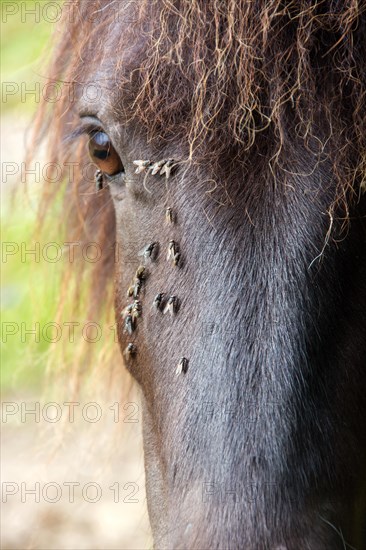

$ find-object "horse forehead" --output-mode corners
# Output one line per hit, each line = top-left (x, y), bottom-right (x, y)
(76, 52), (146, 123)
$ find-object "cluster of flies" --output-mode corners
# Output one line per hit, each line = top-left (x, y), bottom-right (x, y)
(94, 158), (175, 193)
(133, 158), (175, 179)
(122, 164), (188, 376)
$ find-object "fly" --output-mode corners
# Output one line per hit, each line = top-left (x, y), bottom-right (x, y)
(167, 240), (180, 267)
(126, 284), (134, 298)
(167, 240), (177, 261)
(135, 265), (146, 280)
(165, 207), (174, 224)
(132, 300), (142, 319)
(95, 169), (104, 191)
(133, 278), (142, 299)
(124, 343), (137, 358)
(153, 292), (165, 311)
(160, 159), (175, 179)
(121, 304), (133, 317)
(176, 357), (189, 375)
(124, 314), (135, 335)
(139, 242), (159, 262)
(163, 295), (178, 316)
(133, 160), (151, 174)
(151, 159), (166, 175)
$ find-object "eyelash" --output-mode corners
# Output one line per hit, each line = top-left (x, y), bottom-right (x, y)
(67, 122), (101, 141)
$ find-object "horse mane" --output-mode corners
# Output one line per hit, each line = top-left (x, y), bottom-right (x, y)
(31, 0), (366, 378)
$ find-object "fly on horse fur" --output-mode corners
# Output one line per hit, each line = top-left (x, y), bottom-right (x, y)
(176, 357), (189, 376)
(133, 158), (175, 178)
(133, 159), (151, 174)
(94, 168), (104, 191)
(132, 300), (142, 320)
(165, 207), (174, 225)
(34, 0), (366, 548)
(153, 292), (165, 312)
(167, 240), (180, 266)
(124, 312), (135, 335)
(163, 295), (178, 317)
(124, 343), (137, 360)
(139, 242), (159, 262)
(135, 265), (146, 280)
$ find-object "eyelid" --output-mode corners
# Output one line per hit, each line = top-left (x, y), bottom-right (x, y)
(79, 115), (103, 132)
(65, 116), (105, 142)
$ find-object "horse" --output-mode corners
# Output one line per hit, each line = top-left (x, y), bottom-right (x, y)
(34, 1), (366, 548)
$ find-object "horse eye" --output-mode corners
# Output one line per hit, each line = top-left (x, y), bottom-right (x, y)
(88, 131), (124, 176)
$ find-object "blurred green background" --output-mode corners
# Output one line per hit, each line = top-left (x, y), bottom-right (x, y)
(1, 0), (60, 393)
(1, 0), (52, 105)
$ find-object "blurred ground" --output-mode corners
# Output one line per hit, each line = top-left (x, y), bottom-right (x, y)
(1, 392), (152, 550)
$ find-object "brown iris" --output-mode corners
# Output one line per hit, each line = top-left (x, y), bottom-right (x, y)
(88, 131), (123, 176)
